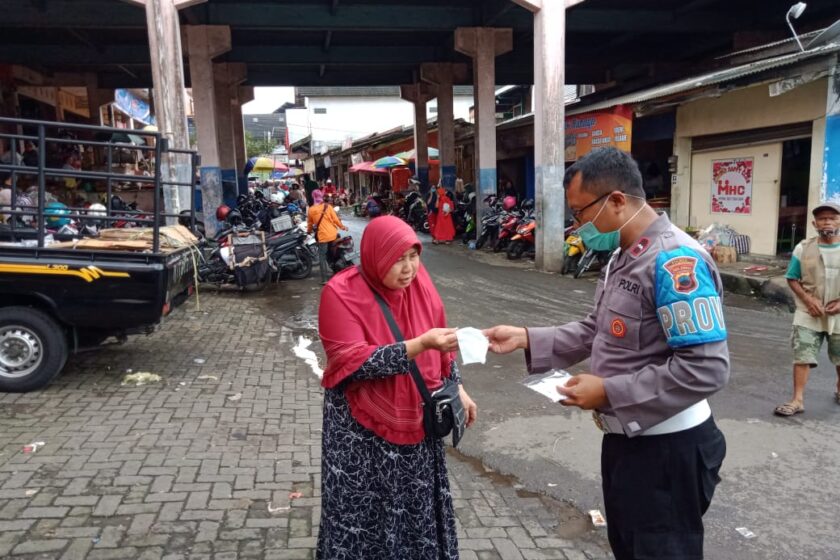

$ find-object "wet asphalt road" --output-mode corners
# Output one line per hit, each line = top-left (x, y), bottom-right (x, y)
(323, 214), (839, 560)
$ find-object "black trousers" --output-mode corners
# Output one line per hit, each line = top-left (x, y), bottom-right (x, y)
(601, 416), (725, 560)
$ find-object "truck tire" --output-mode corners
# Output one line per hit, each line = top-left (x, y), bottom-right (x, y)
(0, 307), (68, 392)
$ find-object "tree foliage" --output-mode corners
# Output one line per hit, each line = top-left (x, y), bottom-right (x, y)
(245, 132), (278, 158)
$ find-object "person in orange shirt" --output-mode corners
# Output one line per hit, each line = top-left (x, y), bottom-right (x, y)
(308, 189), (348, 284)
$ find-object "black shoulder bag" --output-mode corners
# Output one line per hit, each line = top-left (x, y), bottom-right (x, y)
(369, 287), (466, 447)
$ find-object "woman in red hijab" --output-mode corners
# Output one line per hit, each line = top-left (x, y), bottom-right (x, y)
(432, 186), (456, 244)
(317, 216), (477, 560)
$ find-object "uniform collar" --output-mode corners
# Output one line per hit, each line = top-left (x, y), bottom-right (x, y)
(623, 212), (671, 260)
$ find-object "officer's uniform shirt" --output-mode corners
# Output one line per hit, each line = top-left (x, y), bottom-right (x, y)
(527, 213), (729, 435)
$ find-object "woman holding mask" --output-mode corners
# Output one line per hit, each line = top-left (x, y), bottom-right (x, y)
(317, 216), (477, 560)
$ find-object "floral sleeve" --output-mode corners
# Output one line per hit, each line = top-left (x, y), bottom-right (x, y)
(349, 343), (411, 381)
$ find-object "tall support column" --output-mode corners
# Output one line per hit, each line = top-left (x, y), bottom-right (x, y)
(213, 63), (246, 209)
(456, 28), (512, 236)
(186, 25), (231, 236)
(400, 83), (436, 196)
(532, 2), (566, 272)
(85, 75), (112, 126)
(421, 63), (468, 190)
(822, 57), (840, 203)
(139, 0), (193, 218)
(233, 86), (254, 195)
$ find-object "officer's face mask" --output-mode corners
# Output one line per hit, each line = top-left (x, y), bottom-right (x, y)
(577, 194), (645, 252)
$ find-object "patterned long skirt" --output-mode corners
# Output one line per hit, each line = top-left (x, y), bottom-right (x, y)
(317, 388), (459, 560)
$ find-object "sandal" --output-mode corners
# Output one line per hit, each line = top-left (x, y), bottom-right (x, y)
(774, 401), (804, 417)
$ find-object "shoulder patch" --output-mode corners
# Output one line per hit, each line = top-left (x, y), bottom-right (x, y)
(662, 255), (699, 294)
(655, 247), (727, 348)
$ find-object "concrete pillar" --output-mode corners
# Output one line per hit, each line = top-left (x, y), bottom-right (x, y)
(233, 86), (254, 194)
(822, 56), (840, 203)
(455, 28), (512, 236)
(140, 0), (193, 218)
(532, 3), (566, 272)
(213, 63), (246, 209)
(671, 136), (693, 229)
(85, 74), (112, 126)
(421, 63), (468, 190)
(400, 83), (436, 196)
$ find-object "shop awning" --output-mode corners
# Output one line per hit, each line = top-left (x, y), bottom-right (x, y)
(349, 161), (388, 174)
(567, 41), (840, 116)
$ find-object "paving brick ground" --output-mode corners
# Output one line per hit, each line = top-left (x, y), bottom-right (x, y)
(0, 290), (612, 559)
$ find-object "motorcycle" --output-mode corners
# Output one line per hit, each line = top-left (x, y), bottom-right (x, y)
(324, 233), (357, 273)
(493, 210), (521, 253)
(266, 226), (313, 280)
(474, 195), (502, 250)
(506, 200), (536, 260)
(402, 191), (429, 233)
(563, 227), (611, 278)
(197, 226), (271, 291)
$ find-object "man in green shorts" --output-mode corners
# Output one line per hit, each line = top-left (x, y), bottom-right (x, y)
(776, 201), (840, 416)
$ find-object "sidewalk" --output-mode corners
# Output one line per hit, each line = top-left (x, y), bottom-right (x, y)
(0, 289), (612, 560)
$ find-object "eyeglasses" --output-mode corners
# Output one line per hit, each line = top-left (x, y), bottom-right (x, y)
(570, 192), (610, 223)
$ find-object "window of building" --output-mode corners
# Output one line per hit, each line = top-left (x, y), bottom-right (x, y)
(313, 108), (327, 114)
(429, 107), (438, 114)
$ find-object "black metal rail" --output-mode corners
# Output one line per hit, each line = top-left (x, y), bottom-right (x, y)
(0, 116), (198, 254)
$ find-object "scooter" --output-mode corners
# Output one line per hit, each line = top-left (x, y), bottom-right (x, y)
(325, 233), (357, 273)
(507, 214), (536, 260)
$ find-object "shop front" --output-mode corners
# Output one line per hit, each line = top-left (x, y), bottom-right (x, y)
(673, 78), (828, 257)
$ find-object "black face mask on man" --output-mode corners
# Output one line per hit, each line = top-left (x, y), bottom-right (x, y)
(818, 227), (839, 238)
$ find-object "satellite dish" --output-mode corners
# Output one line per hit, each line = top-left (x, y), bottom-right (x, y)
(806, 19), (840, 49)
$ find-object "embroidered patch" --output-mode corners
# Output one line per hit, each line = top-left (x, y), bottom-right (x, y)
(611, 318), (627, 338)
(630, 237), (651, 257)
(663, 256), (699, 294)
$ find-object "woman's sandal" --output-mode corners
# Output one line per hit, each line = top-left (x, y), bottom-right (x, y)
(774, 401), (804, 416)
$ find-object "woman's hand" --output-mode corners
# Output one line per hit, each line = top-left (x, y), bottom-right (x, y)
(421, 328), (459, 353)
(459, 386), (477, 428)
(483, 325), (528, 354)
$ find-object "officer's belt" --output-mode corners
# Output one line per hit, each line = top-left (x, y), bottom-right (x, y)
(593, 399), (711, 436)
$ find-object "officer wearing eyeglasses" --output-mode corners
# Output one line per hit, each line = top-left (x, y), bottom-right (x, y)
(485, 147), (729, 560)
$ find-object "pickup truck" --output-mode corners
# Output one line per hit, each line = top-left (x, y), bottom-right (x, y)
(0, 117), (197, 391)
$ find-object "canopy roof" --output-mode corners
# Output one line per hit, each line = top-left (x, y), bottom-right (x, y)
(1, 0), (837, 97)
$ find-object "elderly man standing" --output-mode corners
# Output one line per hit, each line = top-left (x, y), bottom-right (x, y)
(485, 147), (729, 560)
(775, 201), (840, 416)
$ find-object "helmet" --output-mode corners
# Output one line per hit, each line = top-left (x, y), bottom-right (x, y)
(503, 196), (517, 211)
(110, 195), (126, 212)
(226, 209), (243, 225)
(483, 195), (497, 207)
(87, 203), (106, 218)
(45, 201), (71, 227)
(521, 198), (535, 210)
(216, 204), (231, 221)
(236, 194), (249, 207)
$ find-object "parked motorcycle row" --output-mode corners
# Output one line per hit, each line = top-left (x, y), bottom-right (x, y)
(356, 187), (611, 279)
(188, 192), (356, 291)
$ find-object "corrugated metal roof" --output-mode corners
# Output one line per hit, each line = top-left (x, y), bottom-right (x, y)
(567, 42), (840, 115)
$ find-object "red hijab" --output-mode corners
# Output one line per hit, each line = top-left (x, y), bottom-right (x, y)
(318, 216), (452, 445)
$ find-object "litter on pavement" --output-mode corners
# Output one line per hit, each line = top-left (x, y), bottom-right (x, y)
(22, 442), (45, 454)
(589, 509), (607, 527)
(735, 527), (756, 539)
(121, 372), (161, 386)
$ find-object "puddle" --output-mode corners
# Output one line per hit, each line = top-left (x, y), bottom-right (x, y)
(448, 447), (599, 540)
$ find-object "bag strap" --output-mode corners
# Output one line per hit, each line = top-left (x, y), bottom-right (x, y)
(367, 283), (434, 405)
(315, 204), (329, 230)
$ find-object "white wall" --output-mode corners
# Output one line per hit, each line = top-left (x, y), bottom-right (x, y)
(285, 95), (473, 150)
(690, 143), (782, 256)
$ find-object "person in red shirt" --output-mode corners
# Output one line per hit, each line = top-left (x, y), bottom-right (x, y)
(323, 179), (337, 196)
(431, 186), (455, 244)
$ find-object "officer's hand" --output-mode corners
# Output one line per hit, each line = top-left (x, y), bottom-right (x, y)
(807, 295), (825, 317)
(557, 374), (608, 410)
(483, 326), (528, 354)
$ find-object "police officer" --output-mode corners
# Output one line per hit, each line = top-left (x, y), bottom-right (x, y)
(485, 147), (728, 560)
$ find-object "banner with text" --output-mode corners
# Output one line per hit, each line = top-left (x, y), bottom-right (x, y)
(711, 157), (753, 214)
(564, 106), (632, 162)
